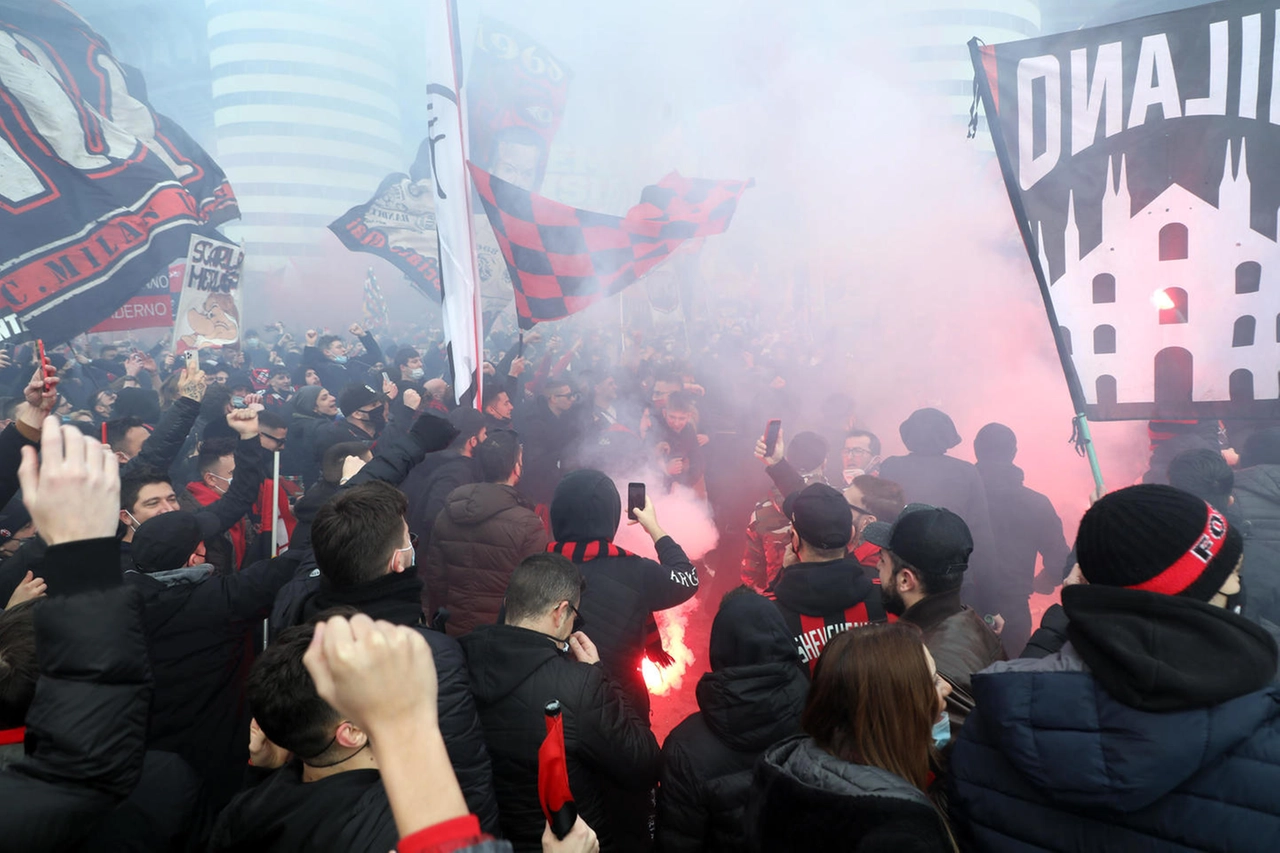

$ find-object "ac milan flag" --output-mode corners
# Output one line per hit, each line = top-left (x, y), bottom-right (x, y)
(328, 139), (442, 304)
(0, 0), (238, 344)
(469, 166), (752, 328)
(971, 0), (1280, 420)
(426, 0), (481, 405)
(468, 16), (571, 193)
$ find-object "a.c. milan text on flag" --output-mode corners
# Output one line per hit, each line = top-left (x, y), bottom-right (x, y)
(469, 166), (752, 329)
(172, 235), (243, 353)
(972, 0), (1280, 421)
(0, 1), (239, 344)
(425, 0), (482, 405)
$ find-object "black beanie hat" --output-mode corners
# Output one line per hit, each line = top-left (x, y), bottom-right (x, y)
(899, 408), (961, 456)
(1077, 484), (1242, 602)
(973, 422), (1017, 464)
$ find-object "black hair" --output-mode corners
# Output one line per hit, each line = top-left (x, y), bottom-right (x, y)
(887, 550), (964, 596)
(476, 429), (522, 483)
(394, 346), (420, 369)
(198, 437), (238, 477)
(120, 465), (172, 513)
(1168, 448), (1234, 510)
(105, 416), (147, 452)
(788, 431), (829, 473)
(312, 481), (407, 588)
(258, 410), (288, 432)
(504, 553), (580, 625)
(246, 623), (341, 760)
(845, 428), (882, 458)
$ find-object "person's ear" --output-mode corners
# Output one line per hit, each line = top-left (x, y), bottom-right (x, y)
(898, 567), (919, 593)
(119, 508), (132, 528)
(388, 547), (405, 574)
(114, 450), (129, 465)
(334, 721), (367, 750)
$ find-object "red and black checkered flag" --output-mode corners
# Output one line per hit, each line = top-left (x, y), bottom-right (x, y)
(468, 164), (751, 328)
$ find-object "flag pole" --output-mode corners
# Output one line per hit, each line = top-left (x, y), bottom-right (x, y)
(271, 449), (281, 556)
(441, 0), (485, 412)
(968, 37), (1104, 496)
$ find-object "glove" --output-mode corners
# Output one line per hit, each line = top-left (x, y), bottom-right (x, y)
(410, 412), (459, 454)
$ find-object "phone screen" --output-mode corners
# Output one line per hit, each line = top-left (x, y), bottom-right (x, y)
(627, 482), (645, 521)
(764, 419), (782, 458)
(37, 339), (48, 392)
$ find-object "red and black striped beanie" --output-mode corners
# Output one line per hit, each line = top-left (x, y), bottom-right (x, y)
(1077, 484), (1242, 602)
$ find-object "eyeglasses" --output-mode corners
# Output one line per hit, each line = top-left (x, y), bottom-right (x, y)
(848, 502), (873, 518)
(566, 601), (586, 632)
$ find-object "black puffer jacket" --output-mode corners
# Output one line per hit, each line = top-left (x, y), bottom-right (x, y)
(746, 736), (952, 853)
(0, 538), (152, 852)
(127, 550), (303, 843)
(1234, 464), (1280, 624)
(460, 624), (660, 853)
(549, 469), (700, 721)
(657, 590), (808, 853)
(209, 764), (396, 853)
(297, 568), (500, 835)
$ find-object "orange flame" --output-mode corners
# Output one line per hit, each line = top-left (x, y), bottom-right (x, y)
(641, 600), (699, 696)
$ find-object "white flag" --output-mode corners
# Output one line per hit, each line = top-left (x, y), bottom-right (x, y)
(425, 0), (480, 404)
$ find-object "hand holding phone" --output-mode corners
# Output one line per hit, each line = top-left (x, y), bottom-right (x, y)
(764, 419), (782, 459)
(627, 482), (645, 522)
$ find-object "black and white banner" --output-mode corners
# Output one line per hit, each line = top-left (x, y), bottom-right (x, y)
(972, 0), (1280, 420)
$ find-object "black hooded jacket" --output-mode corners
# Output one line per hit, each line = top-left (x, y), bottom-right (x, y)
(293, 567), (500, 835)
(126, 549), (304, 843)
(549, 469), (700, 721)
(771, 555), (887, 674)
(879, 408), (999, 612)
(460, 623), (660, 853)
(208, 764), (397, 853)
(657, 591), (808, 853)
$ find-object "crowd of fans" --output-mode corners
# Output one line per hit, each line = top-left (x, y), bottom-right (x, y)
(0, 316), (1277, 852)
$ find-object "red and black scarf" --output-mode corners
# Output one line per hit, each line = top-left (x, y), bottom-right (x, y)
(546, 540), (671, 666)
(547, 540), (634, 562)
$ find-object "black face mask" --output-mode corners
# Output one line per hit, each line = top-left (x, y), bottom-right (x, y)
(360, 408), (385, 434)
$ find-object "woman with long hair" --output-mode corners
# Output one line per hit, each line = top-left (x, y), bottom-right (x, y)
(747, 623), (957, 852)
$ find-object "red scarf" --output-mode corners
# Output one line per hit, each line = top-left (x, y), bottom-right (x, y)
(186, 480), (246, 569)
(0, 726), (23, 746)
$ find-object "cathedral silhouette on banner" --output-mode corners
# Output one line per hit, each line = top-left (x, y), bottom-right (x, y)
(1041, 140), (1279, 418)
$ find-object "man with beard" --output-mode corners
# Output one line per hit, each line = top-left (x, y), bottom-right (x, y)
(864, 503), (1005, 739)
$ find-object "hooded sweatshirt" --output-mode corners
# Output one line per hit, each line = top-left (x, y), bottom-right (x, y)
(548, 469), (699, 721)
(879, 408), (1000, 615)
(771, 554), (887, 674)
(282, 386), (329, 483)
(949, 584), (1280, 851)
(208, 763), (397, 853)
(658, 591), (809, 853)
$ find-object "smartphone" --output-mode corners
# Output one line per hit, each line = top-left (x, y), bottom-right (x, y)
(764, 419), (782, 458)
(36, 339), (48, 392)
(381, 371), (391, 386)
(517, 332), (525, 357)
(627, 482), (645, 521)
(184, 349), (199, 373)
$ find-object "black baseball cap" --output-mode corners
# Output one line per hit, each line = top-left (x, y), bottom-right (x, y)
(863, 502), (972, 574)
(338, 383), (382, 416)
(784, 483), (853, 550)
(133, 511), (219, 573)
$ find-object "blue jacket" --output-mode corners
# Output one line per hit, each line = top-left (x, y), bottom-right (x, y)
(949, 585), (1280, 852)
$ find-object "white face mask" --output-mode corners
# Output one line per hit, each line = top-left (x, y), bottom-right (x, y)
(394, 542), (415, 568)
(409, 367), (425, 380)
(210, 473), (233, 493)
(125, 509), (141, 533)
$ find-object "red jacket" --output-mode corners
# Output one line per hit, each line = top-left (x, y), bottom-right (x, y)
(253, 479), (297, 556)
